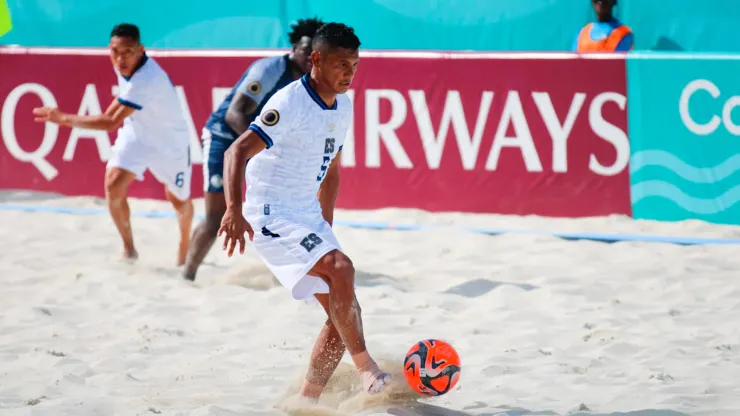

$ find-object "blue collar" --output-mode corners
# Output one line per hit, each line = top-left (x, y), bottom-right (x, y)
(300, 74), (337, 110)
(122, 52), (149, 81)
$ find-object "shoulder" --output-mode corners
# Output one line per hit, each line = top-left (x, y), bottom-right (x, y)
(612, 21), (634, 42)
(618, 25), (633, 36)
(578, 23), (593, 35)
(132, 56), (166, 86)
(248, 55), (287, 76)
(278, 80), (309, 106)
(269, 80), (300, 103)
(337, 93), (353, 107)
(260, 81), (304, 118)
(611, 20), (632, 34)
(239, 55), (289, 95)
(338, 93), (353, 108)
(337, 93), (353, 114)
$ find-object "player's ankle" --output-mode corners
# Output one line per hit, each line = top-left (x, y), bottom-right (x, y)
(299, 380), (323, 399)
(351, 350), (379, 373)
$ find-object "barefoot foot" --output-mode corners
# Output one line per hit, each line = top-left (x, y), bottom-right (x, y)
(361, 369), (391, 394)
(123, 248), (138, 262)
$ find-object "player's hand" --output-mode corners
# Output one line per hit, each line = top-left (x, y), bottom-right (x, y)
(32, 107), (63, 124)
(217, 208), (253, 257)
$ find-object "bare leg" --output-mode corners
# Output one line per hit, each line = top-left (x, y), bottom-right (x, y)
(182, 192), (226, 280)
(104, 168), (138, 260)
(299, 293), (346, 401)
(165, 187), (194, 266)
(310, 250), (390, 395)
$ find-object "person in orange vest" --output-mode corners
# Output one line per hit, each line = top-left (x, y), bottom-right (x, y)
(574, 0), (634, 53)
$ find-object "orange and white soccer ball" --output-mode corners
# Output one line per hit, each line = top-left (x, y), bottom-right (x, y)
(403, 339), (461, 396)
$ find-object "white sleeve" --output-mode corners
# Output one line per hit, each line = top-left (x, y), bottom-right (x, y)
(117, 76), (149, 110)
(247, 92), (297, 149)
(235, 58), (283, 104)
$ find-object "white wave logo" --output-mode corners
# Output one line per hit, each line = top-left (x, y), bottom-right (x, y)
(631, 150), (740, 215)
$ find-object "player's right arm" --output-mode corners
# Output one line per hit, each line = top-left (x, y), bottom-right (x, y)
(219, 91), (296, 256)
(224, 58), (282, 135)
(219, 128), (265, 256)
(225, 94), (258, 134)
(32, 98), (135, 131)
(33, 71), (150, 130)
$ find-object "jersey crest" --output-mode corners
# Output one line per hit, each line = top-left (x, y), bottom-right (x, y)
(261, 109), (280, 126)
(247, 81), (262, 94)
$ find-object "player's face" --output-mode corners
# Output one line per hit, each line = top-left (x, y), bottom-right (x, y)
(592, 0), (614, 19)
(109, 36), (144, 77)
(315, 48), (360, 94)
(292, 36), (314, 74)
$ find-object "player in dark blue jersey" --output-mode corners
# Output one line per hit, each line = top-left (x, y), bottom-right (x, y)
(183, 17), (325, 281)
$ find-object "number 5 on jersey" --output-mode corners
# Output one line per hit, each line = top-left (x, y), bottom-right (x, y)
(316, 137), (335, 181)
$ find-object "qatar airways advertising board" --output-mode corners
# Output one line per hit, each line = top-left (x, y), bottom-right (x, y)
(0, 48), (631, 217)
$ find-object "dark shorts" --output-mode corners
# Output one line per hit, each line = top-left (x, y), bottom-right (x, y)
(201, 129), (234, 193)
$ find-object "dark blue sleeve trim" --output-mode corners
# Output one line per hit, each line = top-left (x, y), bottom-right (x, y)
(248, 124), (274, 149)
(117, 97), (143, 110)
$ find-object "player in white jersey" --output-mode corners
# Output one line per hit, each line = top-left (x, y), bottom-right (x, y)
(183, 17), (325, 282)
(32, 23), (193, 265)
(218, 23), (391, 400)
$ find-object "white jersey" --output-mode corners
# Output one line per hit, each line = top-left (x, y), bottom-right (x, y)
(243, 74), (352, 222)
(114, 54), (190, 155)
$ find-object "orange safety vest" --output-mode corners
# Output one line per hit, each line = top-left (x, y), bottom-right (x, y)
(576, 23), (632, 52)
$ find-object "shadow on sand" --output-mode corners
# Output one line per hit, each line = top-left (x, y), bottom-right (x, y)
(0, 190), (67, 203)
(356, 402), (690, 416)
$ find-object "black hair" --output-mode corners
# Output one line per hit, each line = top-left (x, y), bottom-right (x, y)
(110, 23), (140, 43)
(288, 17), (326, 45)
(311, 22), (361, 52)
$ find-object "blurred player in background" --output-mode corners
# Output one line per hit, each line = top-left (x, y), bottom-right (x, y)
(575, 0), (634, 53)
(182, 17), (326, 282)
(33, 23), (194, 265)
(217, 22), (391, 401)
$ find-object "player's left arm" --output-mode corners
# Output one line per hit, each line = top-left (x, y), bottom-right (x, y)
(226, 59), (282, 135)
(318, 150), (341, 226)
(32, 98), (135, 131)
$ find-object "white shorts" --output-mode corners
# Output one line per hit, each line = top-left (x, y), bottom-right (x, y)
(107, 136), (192, 201)
(251, 215), (342, 301)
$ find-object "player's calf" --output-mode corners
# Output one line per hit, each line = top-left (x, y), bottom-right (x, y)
(301, 316), (345, 400)
(166, 189), (194, 266)
(312, 250), (391, 394)
(183, 194), (227, 280)
(104, 168), (137, 260)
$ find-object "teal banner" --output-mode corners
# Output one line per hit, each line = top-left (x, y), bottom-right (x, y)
(1, 0), (740, 52)
(627, 55), (740, 225)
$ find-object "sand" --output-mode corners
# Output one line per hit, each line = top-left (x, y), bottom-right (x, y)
(1, 191), (739, 416)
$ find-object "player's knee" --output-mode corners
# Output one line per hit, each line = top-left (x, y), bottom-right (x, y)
(321, 251), (355, 288)
(166, 189), (190, 206)
(104, 174), (127, 201)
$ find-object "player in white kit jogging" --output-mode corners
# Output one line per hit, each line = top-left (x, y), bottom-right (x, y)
(217, 23), (391, 401)
(33, 23), (194, 265)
